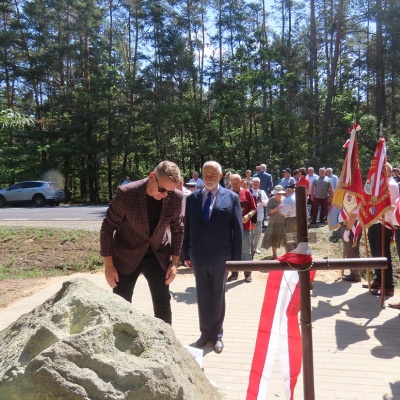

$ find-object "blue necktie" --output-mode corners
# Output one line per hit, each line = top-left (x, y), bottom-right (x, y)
(203, 191), (212, 223)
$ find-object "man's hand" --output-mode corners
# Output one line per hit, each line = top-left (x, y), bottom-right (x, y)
(343, 229), (350, 243)
(165, 262), (177, 285)
(184, 260), (192, 268)
(104, 259), (119, 288)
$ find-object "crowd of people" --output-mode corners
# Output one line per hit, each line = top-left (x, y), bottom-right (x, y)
(106, 160), (400, 356)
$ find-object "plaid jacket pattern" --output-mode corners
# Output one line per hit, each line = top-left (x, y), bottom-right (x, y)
(100, 178), (183, 275)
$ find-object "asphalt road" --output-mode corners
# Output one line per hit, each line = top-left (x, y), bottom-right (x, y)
(0, 205), (108, 221)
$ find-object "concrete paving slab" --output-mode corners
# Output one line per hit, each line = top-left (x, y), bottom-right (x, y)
(1, 270), (400, 400)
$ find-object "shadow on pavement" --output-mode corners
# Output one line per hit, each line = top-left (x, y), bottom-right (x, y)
(170, 287), (197, 305)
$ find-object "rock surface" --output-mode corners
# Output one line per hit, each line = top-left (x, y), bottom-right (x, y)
(0, 278), (221, 399)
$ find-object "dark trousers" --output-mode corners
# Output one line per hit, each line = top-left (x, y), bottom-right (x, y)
(192, 262), (227, 341)
(312, 197), (328, 222)
(113, 253), (172, 324)
(367, 223), (393, 288)
(308, 195), (313, 216)
(395, 229), (400, 259)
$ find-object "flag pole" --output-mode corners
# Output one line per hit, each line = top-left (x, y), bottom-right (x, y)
(363, 229), (371, 290)
(341, 247), (345, 276)
(381, 216), (386, 307)
(296, 186), (315, 400)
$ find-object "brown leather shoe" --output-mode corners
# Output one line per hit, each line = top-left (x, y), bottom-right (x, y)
(362, 281), (381, 289)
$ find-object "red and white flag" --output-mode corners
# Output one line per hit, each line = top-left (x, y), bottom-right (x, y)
(328, 123), (363, 231)
(341, 123), (363, 199)
(247, 243), (316, 400)
(359, 138), (392, 229)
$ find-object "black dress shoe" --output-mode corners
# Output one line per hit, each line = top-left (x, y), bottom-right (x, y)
(245, 275), (252, 283)
(371, 288), (394, 296)
(194, 336), (210, 348)
(214, 339), (224, 354)
(342, 275), (361, 283)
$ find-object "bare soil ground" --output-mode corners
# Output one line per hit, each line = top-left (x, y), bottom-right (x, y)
(0, 222), (399, 308)
(0, 226), (102, 307)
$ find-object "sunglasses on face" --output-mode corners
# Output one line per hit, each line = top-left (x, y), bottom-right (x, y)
(154, 174), (175, 194)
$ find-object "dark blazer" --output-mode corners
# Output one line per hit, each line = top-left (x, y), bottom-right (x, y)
(100, 178), (183, 275)
(182, 187), (242, 267)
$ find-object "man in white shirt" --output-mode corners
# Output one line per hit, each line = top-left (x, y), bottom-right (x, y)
(280, 183), (297, 252)
(307, 167), (318, 217)
(326, 168), (339, 191)
(189, 171), (204, 190)
(250, 177), (268, 254)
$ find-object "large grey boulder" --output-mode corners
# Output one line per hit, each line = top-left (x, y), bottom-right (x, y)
(0, 278), (221, 400)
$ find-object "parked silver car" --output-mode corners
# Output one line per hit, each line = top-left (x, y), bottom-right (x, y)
(0, 181), (65, 207)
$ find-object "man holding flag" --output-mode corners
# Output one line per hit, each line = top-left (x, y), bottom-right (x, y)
(360, 153), (399, 296)
(327, 122), (363, 281)
(340, 194), (363, 282)
(389, 196), (400, 308)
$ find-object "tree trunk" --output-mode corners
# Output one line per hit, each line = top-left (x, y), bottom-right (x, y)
(322, 0), (345, 148)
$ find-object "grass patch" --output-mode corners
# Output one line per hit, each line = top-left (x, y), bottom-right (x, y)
(0, 226), (102, 279)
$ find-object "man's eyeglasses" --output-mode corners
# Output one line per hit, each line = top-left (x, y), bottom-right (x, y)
(154, 174), (175, 194)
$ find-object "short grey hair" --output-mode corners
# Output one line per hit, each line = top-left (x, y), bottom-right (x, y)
(230, 173), (241, 181)
(203, 160), (222, 174)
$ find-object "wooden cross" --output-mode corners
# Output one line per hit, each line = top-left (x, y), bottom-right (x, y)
(226, 185), (387, 400)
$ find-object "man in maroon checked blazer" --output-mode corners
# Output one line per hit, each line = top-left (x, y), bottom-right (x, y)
(100, 161), (184, 324)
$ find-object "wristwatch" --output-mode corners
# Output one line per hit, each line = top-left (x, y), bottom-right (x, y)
(170, 261), (178, 267)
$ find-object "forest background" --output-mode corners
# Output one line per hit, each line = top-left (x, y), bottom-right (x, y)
(0, 0), (399, 202)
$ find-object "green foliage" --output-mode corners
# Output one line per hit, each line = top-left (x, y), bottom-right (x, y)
(0, 0), (396, 195)
(0, 110), (34, 129)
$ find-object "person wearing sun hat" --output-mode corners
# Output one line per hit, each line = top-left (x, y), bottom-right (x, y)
(261, 185), (286, 259)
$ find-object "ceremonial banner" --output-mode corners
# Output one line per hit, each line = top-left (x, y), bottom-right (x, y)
(359, 138), (392, 229)
(341, 123), (363, 199)
(247, 243), (316, 400)
(327, 204), (342, 230)
(328, 123), (363, 231)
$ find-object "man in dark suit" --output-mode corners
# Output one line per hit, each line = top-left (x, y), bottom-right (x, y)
(254, 163), (273, 227)
(100, 160), (184, 325)
(182, 161), (243, 353)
